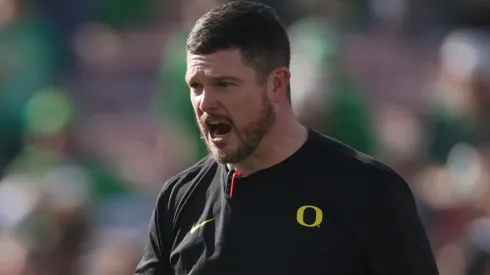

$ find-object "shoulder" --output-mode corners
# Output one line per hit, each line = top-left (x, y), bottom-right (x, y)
(308, 130), (413, 204)
(166, 155), (217, 186)
(155, 155), (218, 211)
(309, 129), (401, 175)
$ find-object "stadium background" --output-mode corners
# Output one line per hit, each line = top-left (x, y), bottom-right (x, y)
(0, 0), (490, 274)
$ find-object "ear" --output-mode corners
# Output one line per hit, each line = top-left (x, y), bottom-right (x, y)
(267, 67), (291, 103)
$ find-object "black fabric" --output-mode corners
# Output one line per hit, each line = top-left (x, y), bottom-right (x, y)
(135, 129), (439, 275)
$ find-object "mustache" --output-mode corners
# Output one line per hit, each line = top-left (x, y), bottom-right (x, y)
(199, 114), (233, 125)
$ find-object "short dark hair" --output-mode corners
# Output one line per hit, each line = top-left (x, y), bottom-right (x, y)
(187, 0), (291, 101)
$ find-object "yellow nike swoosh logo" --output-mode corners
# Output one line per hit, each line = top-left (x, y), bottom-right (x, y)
(190, 218), (215, 233)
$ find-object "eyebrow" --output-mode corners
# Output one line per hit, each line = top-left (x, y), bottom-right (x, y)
(186, 75), (243, 84)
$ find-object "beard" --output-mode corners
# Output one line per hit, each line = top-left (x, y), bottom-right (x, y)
(197, 90), (276, 164)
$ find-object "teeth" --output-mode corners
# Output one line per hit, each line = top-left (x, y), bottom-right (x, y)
(209, 120), (228, 125)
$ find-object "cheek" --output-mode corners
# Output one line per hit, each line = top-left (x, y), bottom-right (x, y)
(190, 97), (201, 113)
(229, 98), (262, 124)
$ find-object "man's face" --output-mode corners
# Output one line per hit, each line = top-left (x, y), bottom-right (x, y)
(186, 49), (276, 163)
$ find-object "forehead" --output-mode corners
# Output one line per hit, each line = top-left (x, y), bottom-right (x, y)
(186, 49), (255, 80)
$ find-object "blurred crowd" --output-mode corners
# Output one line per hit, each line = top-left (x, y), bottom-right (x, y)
(0, 0), (490, 274)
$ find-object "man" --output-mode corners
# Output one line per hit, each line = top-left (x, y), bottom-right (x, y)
(135, 1), (439, 274)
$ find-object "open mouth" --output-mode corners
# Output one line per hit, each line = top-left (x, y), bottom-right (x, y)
(206, 119), (232, 140)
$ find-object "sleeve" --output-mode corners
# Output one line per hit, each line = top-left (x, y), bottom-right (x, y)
(356, 168), (440, 275)
(135, 192), (174, 275)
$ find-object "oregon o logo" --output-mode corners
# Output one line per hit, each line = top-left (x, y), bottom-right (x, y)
(296, 205), (323, 228)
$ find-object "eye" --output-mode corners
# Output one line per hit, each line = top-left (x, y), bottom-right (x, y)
(190, 83), (204, 94)
(190, 82), (203, 89)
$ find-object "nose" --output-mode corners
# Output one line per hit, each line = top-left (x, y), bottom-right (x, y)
(198, 89), (220, 113)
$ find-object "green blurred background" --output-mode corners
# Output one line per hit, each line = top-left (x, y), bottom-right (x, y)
(1, 0), (490, 274)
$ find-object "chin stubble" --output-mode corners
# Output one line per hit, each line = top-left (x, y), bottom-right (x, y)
(202, 91), (276, 164)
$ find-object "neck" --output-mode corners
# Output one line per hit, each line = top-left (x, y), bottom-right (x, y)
(227, 115), (308, 176)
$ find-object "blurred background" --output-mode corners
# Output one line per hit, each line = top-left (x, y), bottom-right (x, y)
(0, 0), (490, 274)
